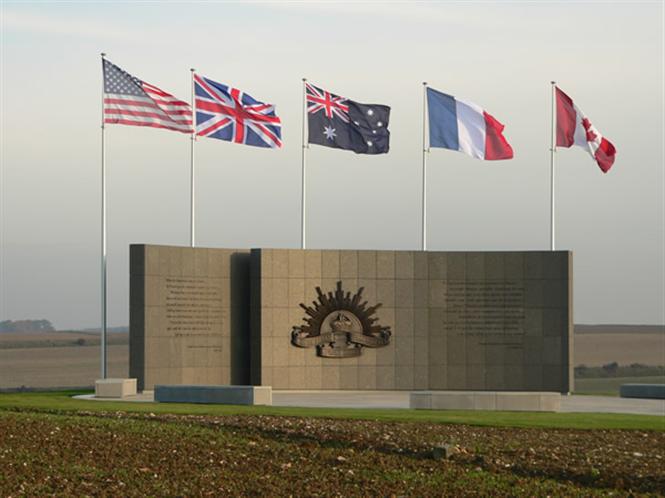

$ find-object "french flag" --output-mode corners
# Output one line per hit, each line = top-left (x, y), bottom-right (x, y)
(426, 87), (513, 160)
(555, 86), (616, 173)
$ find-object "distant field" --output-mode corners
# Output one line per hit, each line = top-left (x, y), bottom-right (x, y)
(575, 376), (665, 396)
(575, 324), (664, 334)
(574, 330), (664, 367)
(0, 327), (663, 390)
(0, 345), (128, 389)
(0, 331), (127, 349)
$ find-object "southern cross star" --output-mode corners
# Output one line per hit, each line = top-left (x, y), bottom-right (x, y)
(323, 125), (336, 140)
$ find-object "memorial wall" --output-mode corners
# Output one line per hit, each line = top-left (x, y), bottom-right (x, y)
(130, 245), (573, 392)
(250, 249), (573, 392)
(129, 245), (250, 390)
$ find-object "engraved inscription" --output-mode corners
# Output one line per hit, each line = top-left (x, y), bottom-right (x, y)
(445, 281), (525, 347)
(165, 277), (225, 352)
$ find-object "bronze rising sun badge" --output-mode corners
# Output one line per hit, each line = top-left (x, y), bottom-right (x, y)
(291, 281), (392, 358)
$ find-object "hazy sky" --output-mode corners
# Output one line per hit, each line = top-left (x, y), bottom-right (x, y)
(1, 1), (663, 329)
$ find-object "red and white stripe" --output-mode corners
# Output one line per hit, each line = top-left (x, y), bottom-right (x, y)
(555, 87), (616, 173)
(104, 82), (192, 134)
(454, 98), (514, 160)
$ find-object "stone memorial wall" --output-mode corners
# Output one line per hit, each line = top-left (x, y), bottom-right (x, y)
(129, 245), (250, 390)
(130, 246), (572, 392)
(250, 249), (573, 392)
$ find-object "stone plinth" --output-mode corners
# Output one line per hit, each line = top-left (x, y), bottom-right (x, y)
(410, 391), (561, 412)
(154, 385), (272, 405)
(95, 378), (137, 398)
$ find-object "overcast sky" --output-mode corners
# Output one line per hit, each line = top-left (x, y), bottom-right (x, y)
(1, 1), (663, 329)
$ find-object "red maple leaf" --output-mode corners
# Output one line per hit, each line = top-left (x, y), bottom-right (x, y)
(581, 117), (598, 142)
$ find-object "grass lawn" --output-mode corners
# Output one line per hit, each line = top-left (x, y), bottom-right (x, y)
(0, 390), (663, 431)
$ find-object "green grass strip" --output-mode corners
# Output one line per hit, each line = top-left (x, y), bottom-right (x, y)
(0, 390), (663, 431)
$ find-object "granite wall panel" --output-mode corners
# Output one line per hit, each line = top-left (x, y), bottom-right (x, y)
(250, 249), (572, 392)
(129, 245), (250, 391)
(131, 246), (572, 392)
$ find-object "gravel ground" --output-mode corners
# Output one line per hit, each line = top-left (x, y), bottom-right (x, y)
(1, 409), (663, 497)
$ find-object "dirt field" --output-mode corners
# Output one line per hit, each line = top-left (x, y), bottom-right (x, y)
(575, 331), (664, 367)
(0, 331), (96, 343)
(1, 409), (663, 496)
(0, 331), (127, 349)
(0, 345), (128, 389)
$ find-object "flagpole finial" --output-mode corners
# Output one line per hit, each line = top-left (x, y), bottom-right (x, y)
(101, 52), (106, 58)
(423, 81), (427, 86)
(190, 68), (195, 73)
(551, 80), (556, 85)
(302, 77), (307, 82)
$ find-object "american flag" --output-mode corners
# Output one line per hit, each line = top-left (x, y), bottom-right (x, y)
(103, 59), (192, 134)
(194, 74), (282, 148)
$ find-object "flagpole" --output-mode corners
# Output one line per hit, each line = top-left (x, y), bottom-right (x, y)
(550, 81), (556, 251)
(190, 68), (196, 247)
(100, 52), (108, 379)
(421, 82), (429, 251)
(301, 77), (308, 250)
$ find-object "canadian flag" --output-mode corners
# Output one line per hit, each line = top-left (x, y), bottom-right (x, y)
(555, 86), (616, 173)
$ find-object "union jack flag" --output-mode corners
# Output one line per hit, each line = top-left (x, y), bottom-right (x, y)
(306, 83), (349, 123)
(194, 74), (282, 148)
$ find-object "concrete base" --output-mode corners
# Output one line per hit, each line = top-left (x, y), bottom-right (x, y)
(72, 391), (664, 416)
(95, 378), (137, 398)
(620, 384), (665, 400)
(155, 385), (272, 405)
(410, 391), (561, 412)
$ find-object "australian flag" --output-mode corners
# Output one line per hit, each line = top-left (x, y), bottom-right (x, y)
(306, 82), (390, 154)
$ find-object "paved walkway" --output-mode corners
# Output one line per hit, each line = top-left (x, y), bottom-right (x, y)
(560, 394), (665, 416)
(75, 391), (665, 416)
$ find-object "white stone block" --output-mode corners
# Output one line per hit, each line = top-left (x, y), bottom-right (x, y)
(539, 393), (562, 412)
(252, 386), (273, 405)
(95, 378), (137, 398)
(409, 391), (561, 412)
(473, 392), (497, 410)
(495, 392), (541, 411)
(432, 392), (474, 410)
(409, 392), (432, 409)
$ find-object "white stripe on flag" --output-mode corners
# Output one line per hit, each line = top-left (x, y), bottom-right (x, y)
(104, 93), (190, 114)
(572, 106), (588, 149)
(105, 104), (192, 122)
(143, 95), (192, 108)
(456, 99), (486, 160)
(572, 104), (604, 158)
(105, 114), (192, 131)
